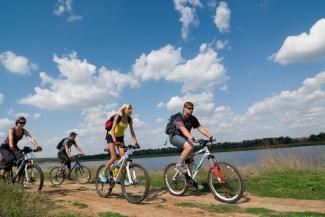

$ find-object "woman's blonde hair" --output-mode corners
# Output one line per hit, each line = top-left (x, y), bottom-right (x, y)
(118, 104), (132, 116)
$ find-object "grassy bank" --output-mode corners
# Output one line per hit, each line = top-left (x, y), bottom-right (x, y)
(150, 153), (325, 200)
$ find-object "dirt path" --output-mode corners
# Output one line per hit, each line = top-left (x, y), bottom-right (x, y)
(43, 181), (325, 217)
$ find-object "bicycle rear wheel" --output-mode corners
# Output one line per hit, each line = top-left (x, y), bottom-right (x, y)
(208, 162), (244, 203)
(49, 166), (65, 185)
(76, 165), (91, 184)
(121, 163), (150, 204)
(19, 164), (44, 192)
(95, 164), (114, 198)
(164, 163), (188, 196)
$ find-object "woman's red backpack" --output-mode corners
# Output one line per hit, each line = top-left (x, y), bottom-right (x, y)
(105, 114), (132, 132)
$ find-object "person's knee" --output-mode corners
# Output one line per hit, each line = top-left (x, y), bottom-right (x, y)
(183, 142), (193, 151)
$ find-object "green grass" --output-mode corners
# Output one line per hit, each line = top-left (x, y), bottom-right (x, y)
(72, 201), (88, 209)
(245, 170), (325, 200)
(98, 212), (127, 217)
(0, 183), (50, 217)
(177, 202), (325, 217)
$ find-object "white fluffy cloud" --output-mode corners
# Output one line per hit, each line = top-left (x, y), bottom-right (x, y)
(0, 118), (12, 129)
(19, 52), (139, 110)
(53, 0), (82, 22)
(214, 1), (231, 33)
(173, 0), (202, 39)
(0, 51), (37, 75)
(270, 18), (325, 65)
(216, 39), (229, 50)
(133, 43), (228, 93)
(162, 71), (325, 141)
(0, 93), (4, 104)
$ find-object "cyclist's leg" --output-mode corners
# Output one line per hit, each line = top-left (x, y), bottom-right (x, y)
(170, 135), (193, 171)
(104, 143), (117, 171)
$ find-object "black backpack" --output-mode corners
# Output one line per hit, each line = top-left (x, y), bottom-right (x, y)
(57, 138), (67, 150)
(165, 113), (180, 135)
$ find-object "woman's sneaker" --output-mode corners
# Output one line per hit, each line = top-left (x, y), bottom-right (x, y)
(99, 171), (107, 183)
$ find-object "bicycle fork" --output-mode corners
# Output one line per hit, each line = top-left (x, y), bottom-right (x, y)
(208, 157), (226, 186)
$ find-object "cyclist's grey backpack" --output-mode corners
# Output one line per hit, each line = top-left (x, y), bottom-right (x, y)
(165, 113), (180, 136)
(0, 147), (14, 169)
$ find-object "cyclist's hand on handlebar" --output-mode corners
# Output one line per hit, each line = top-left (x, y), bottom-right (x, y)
(191, 137), (199, 143)
(36, 146), (43, 152)
(209, 136), (216, 142)
(134, 142), (140, 149)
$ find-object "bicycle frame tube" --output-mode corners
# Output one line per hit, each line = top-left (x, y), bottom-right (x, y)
(188, 146), (216, 179)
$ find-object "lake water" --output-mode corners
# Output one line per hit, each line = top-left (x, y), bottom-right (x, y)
(38, 145), (325, 171)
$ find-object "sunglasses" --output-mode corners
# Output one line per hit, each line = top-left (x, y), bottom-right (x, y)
(186, 107), (194, 110)
(18, 122), (26, 125)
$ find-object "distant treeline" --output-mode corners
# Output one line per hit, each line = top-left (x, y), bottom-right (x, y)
(37, 132), (325, 162)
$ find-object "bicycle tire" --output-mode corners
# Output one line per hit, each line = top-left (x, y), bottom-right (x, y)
(121, 163), (150, 204)
(49, 166), (65, 185)
(208, 162), (244, 203)
(19, 164), (44, 192)
(164, 163), (188, 196)
(76, 165), (91, 184)
(95, 164), (114, 198)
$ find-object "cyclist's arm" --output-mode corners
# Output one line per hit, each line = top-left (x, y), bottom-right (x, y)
(179, 126), (195, 141)
(111, 115), (120, 143)
(8, 128), (15, 149)
(64, 141), (72, 157)
(197, 126), (213, 139)
(128, 120), (138, 146)
(24, 129), (40, 148)
(75, 144), (85, 154)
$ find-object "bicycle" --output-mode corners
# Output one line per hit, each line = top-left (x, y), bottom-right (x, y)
(164, 139), (244, 203)
(49, 154), (91, 185)
(95, 145), (150, 204)
(1, 146), (44, 192)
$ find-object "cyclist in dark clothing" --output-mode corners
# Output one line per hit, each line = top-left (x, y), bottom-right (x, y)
(1, 116), (42, 161)
(58, 132), (84, 179)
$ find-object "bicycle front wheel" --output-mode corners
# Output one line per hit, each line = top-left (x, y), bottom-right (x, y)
(121, 163), (150, 204)
(19, 164), (44, 192)
(164, 163), (188, 196)
(95, 164), (114, 198)
(76, 165), (91, 184)
(49, 166), (65, 185)
(208, 162), (244, 203)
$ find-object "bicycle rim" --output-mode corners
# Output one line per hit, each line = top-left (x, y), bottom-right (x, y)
(121, 163), (150, 204)
(20, 164), (44, 192)
(95, 164), (114, 198)
(208, 162), (244, 203)
(49, 166), (65, 185)
(76, 166), (91, 184)
(164, 163), (188, 196)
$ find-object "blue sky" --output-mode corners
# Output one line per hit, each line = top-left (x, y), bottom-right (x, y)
(0, 0), (325, 157)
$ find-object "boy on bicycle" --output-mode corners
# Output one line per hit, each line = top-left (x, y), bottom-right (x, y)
(57, 132), (84, 180)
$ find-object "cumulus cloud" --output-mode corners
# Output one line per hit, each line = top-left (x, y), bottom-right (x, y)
(19, 52), (139, 110)
(0, 93), (4, 104)
(162, 72), (325, 141)
(53, 0), (82, 22)
(0, 118), (12, 129)
(216, 39), (229, 50)
(270, 18), (325, 65)
(133, 43), (228, 93)
(0, 51), (37, 75)
(173, 0), (202, 39)
(214, 1), (231, 33)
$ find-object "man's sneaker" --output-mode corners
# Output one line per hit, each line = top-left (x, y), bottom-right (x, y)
(176, 163), (186, 173)
(99, 171), (107, 183)
(197, 184), (204, 190)
(123, 179), (130, 186)
(67, 176), (74, 180)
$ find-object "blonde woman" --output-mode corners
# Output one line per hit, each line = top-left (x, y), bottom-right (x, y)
(99, 104), (139, 183)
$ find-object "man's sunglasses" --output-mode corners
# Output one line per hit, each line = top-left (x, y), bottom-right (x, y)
(186, 107), (194, 110)
(18, 122), (26, 125)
